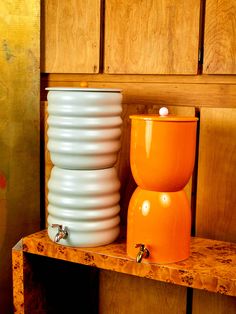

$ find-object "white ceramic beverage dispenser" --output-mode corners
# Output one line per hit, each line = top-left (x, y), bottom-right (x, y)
(46, 87), (122, 247)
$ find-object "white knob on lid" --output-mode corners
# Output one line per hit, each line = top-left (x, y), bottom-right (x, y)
(159, 107), (169, 116)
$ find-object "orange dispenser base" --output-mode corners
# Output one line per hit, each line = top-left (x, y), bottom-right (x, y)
(127, 187), (191, 264)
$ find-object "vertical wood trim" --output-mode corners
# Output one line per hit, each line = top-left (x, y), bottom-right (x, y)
(195, 108), (236, 241)
(41, 101), (50, 228)
(197, 0), (207, 73)
(12, 241), (25, 314)
(193, 107), (236, 314)
(192, 290), (236, 314)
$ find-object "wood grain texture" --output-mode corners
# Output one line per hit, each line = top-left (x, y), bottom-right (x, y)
(13, 244), (46, 314)
(13, 241), (47, 313)
(196, 108), (236, 241)
(41, 0), (101, 73)
(99, 270), (186, 314)
(21, 230), (236, 296)
(192, 290), (236, 314)
(104, 0), (200, 74)
(12, 241), (24, 314)
(203, 0), (236, 74)
(0, 1), (40, 312)
(13, 241), (99, 313)
(41, 73), (236, 84)
(40, 75), (236, 108)
(193, 107), (236, 314)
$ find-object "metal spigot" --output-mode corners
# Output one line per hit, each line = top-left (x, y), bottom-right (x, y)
(51, 224), (68, 243)
(135, 244), (150, 263)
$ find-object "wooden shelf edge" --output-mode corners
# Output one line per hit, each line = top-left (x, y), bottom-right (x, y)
(21, 230), (236, 297)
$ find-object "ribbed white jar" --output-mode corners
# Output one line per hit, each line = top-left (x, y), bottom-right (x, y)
(46, 87), (122, 169)
(47, 166), (121, 247)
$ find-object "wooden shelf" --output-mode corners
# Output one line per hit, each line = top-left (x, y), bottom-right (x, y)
(19, 230), (236, 297)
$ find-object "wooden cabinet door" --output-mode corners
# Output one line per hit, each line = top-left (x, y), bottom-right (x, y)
(203, 0), (236, 74)
(192, 108), (236, 314)
(195, 108), (236, 242)
(104, 0), (201, 74)
(41, 0), (101, 73)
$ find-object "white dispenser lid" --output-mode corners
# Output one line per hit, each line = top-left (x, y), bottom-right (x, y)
(46, 87), (122, 93)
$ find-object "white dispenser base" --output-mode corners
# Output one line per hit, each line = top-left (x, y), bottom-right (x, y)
(47, 166), (121, 247)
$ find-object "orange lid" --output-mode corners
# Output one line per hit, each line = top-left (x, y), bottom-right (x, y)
(129, 114), (198, 122)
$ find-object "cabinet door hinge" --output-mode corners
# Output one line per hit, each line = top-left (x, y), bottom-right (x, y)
(198, 47), (203, 64)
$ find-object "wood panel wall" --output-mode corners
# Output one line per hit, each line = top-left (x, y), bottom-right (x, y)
(203, 0), (236, 74)
(41, 0), (101, 73)
(196, 108), (236, 242)
(192, 108), (236, 314)
(104, 0), (200, 74)
(41, 74), (236, 108)
(0, 1), (40, 313)
(99, 271), (187, 314)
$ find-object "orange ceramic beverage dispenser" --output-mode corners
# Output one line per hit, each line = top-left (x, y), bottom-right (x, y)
(127, 108), (198, 263)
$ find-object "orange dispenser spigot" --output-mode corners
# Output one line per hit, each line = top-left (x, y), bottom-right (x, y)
(127, 108), (198, 264)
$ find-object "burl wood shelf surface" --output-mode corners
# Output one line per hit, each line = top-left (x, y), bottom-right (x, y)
(20, 230), (236, 297)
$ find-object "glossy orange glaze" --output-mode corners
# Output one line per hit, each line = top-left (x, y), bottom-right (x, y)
(130, 115), (198, 191)
(127, 187), (191, 263)
(127, 114), (197, 263)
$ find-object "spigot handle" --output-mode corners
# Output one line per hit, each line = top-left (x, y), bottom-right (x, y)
(51, 224), (68, 242)
(51, 223), (62, 229)
(135, 244), (150, 263)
